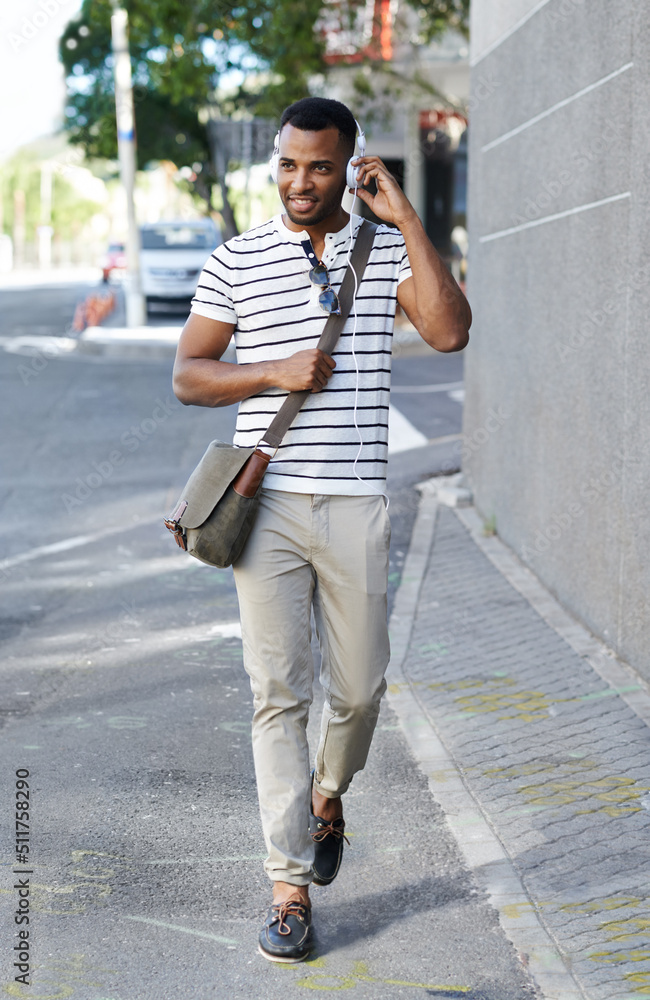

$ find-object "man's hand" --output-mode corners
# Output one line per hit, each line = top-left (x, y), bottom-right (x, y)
(269, 349), (336, 393)
(350, 156), (416, 229)
(350, 155), (471, 353)
(173, 312), (337, 407)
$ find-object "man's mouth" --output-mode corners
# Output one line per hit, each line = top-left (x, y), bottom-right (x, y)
(289, 196), (317, 212)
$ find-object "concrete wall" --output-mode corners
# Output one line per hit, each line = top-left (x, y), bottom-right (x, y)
(463, 0), (650, 674)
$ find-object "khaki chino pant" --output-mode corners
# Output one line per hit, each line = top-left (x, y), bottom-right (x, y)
(232, 489), (391, 885)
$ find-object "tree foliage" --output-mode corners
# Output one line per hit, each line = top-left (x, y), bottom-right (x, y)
(1, 148), (102, 242)
(59, 0), (470, 232)
(404, 0), (470, 42)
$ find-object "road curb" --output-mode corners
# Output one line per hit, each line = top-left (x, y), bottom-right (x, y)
(386, 486), (586, 1000)
(76, 325), (183, 360)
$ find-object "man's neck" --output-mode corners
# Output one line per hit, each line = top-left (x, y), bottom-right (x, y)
(282, 208), (350, 259)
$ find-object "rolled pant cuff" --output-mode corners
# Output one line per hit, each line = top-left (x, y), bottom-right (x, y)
(267, 871), (313, 887)
(313, 774), (349, 799)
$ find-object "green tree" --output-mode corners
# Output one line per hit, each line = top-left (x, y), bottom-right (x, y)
(59, 0), (469, 236)
(59, 0), (326, 236)
(1, 148), (101, 243)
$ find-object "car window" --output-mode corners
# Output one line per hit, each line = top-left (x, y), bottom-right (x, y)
(140, 226), (217, 250)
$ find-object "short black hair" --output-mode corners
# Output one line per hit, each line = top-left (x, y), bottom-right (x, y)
(280, 97), (357, 158)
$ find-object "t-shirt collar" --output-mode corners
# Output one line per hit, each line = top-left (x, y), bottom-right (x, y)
(274, 213), (363, 246)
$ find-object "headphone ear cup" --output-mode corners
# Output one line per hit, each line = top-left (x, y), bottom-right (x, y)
(346, 158), (359, 189)
(270, 131), (280, 183)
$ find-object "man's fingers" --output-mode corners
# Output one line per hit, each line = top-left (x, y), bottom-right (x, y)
(306, 352), (335, 392)
(277, 349), (336, 393)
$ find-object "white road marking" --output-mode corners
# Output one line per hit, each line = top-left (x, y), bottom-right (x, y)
(0, 517), (159, 572)
(388, 405), (428, 454)
(202, 622), (242, 639)
(124, 915), (237, 947)
(146, 854), (265, 865)
(391, 380), (464, 394)
(1, 335), (77, 356)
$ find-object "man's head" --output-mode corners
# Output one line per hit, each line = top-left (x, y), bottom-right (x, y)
(279, 98), (357, 160)
(275, 98), (359, 230)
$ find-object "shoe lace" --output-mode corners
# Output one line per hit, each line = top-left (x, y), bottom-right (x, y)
(272, 897), (309, 936)
(311, 819), (350, 845)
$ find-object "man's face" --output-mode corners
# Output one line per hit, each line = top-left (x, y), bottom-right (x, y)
(276, 123), (349, 229)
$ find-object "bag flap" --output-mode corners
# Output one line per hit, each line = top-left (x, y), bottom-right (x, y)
(168, 441), (256, 529)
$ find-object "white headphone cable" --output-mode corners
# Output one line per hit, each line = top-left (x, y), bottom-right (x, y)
(346, 171), (389, 508)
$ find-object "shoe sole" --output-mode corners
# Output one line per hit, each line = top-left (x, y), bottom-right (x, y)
(312, 849), (343, 886)
(258, 942), (311, 964)
(311, 873), (335, 886)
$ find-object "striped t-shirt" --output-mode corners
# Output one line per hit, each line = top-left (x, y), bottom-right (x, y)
(190, 212), (412, 495)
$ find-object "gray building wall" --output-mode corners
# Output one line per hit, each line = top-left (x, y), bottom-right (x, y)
(463, 1), (649, 673)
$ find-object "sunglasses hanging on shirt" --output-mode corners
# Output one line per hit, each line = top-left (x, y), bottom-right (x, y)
(309, 263), (341, 316)
(300, 238), (341, 316)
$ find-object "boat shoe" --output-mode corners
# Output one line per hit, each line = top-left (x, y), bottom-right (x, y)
(310, 772), (350, 886)
(258, 897), (312, 963)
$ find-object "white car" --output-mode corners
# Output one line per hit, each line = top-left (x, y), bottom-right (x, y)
(140, 219), (221, 309)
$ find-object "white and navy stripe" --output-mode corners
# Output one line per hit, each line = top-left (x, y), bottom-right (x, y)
(191, 213), (412, 495)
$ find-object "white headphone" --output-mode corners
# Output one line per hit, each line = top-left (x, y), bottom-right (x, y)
(269, 119), (366, 188)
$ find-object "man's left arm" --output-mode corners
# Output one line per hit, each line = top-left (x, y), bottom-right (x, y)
(352, 155), (471, 353)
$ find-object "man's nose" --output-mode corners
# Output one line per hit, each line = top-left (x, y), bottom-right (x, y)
(291, 168), (314, 190)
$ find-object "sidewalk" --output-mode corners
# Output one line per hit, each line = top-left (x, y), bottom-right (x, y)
(73, 308), (424, 359)
(388, 479), (650, 1000)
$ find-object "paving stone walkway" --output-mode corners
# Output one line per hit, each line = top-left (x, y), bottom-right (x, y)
(390, 495), (650, 1000)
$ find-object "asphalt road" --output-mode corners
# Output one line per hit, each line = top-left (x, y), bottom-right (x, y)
(0, 279), (538, 1000)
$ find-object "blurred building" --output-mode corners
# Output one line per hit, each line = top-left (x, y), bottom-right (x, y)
(321, 0), (470, 262)
(207, 4), (470, 255)
(463, 2), (648, 674)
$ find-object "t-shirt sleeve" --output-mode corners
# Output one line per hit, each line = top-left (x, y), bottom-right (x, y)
(397, 243), (412, 286)
(190, 247), (237, 324)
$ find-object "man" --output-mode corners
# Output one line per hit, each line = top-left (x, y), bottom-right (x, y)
(173, 97), (470, 963)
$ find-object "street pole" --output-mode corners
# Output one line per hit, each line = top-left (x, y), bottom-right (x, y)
(110, 4), (146, 328)
(38, 162), (53, 269)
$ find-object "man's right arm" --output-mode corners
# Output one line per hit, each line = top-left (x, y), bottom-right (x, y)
(172, 313), (336, 408)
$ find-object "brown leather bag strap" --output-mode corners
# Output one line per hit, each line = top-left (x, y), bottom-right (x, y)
(260, 219), (378, 450)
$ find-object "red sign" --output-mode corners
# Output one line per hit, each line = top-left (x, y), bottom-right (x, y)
(419, 109), (468, 131)
(318, 0), (393, 63)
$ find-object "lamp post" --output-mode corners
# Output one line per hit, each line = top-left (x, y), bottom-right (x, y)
(110, 4), (146, 327)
